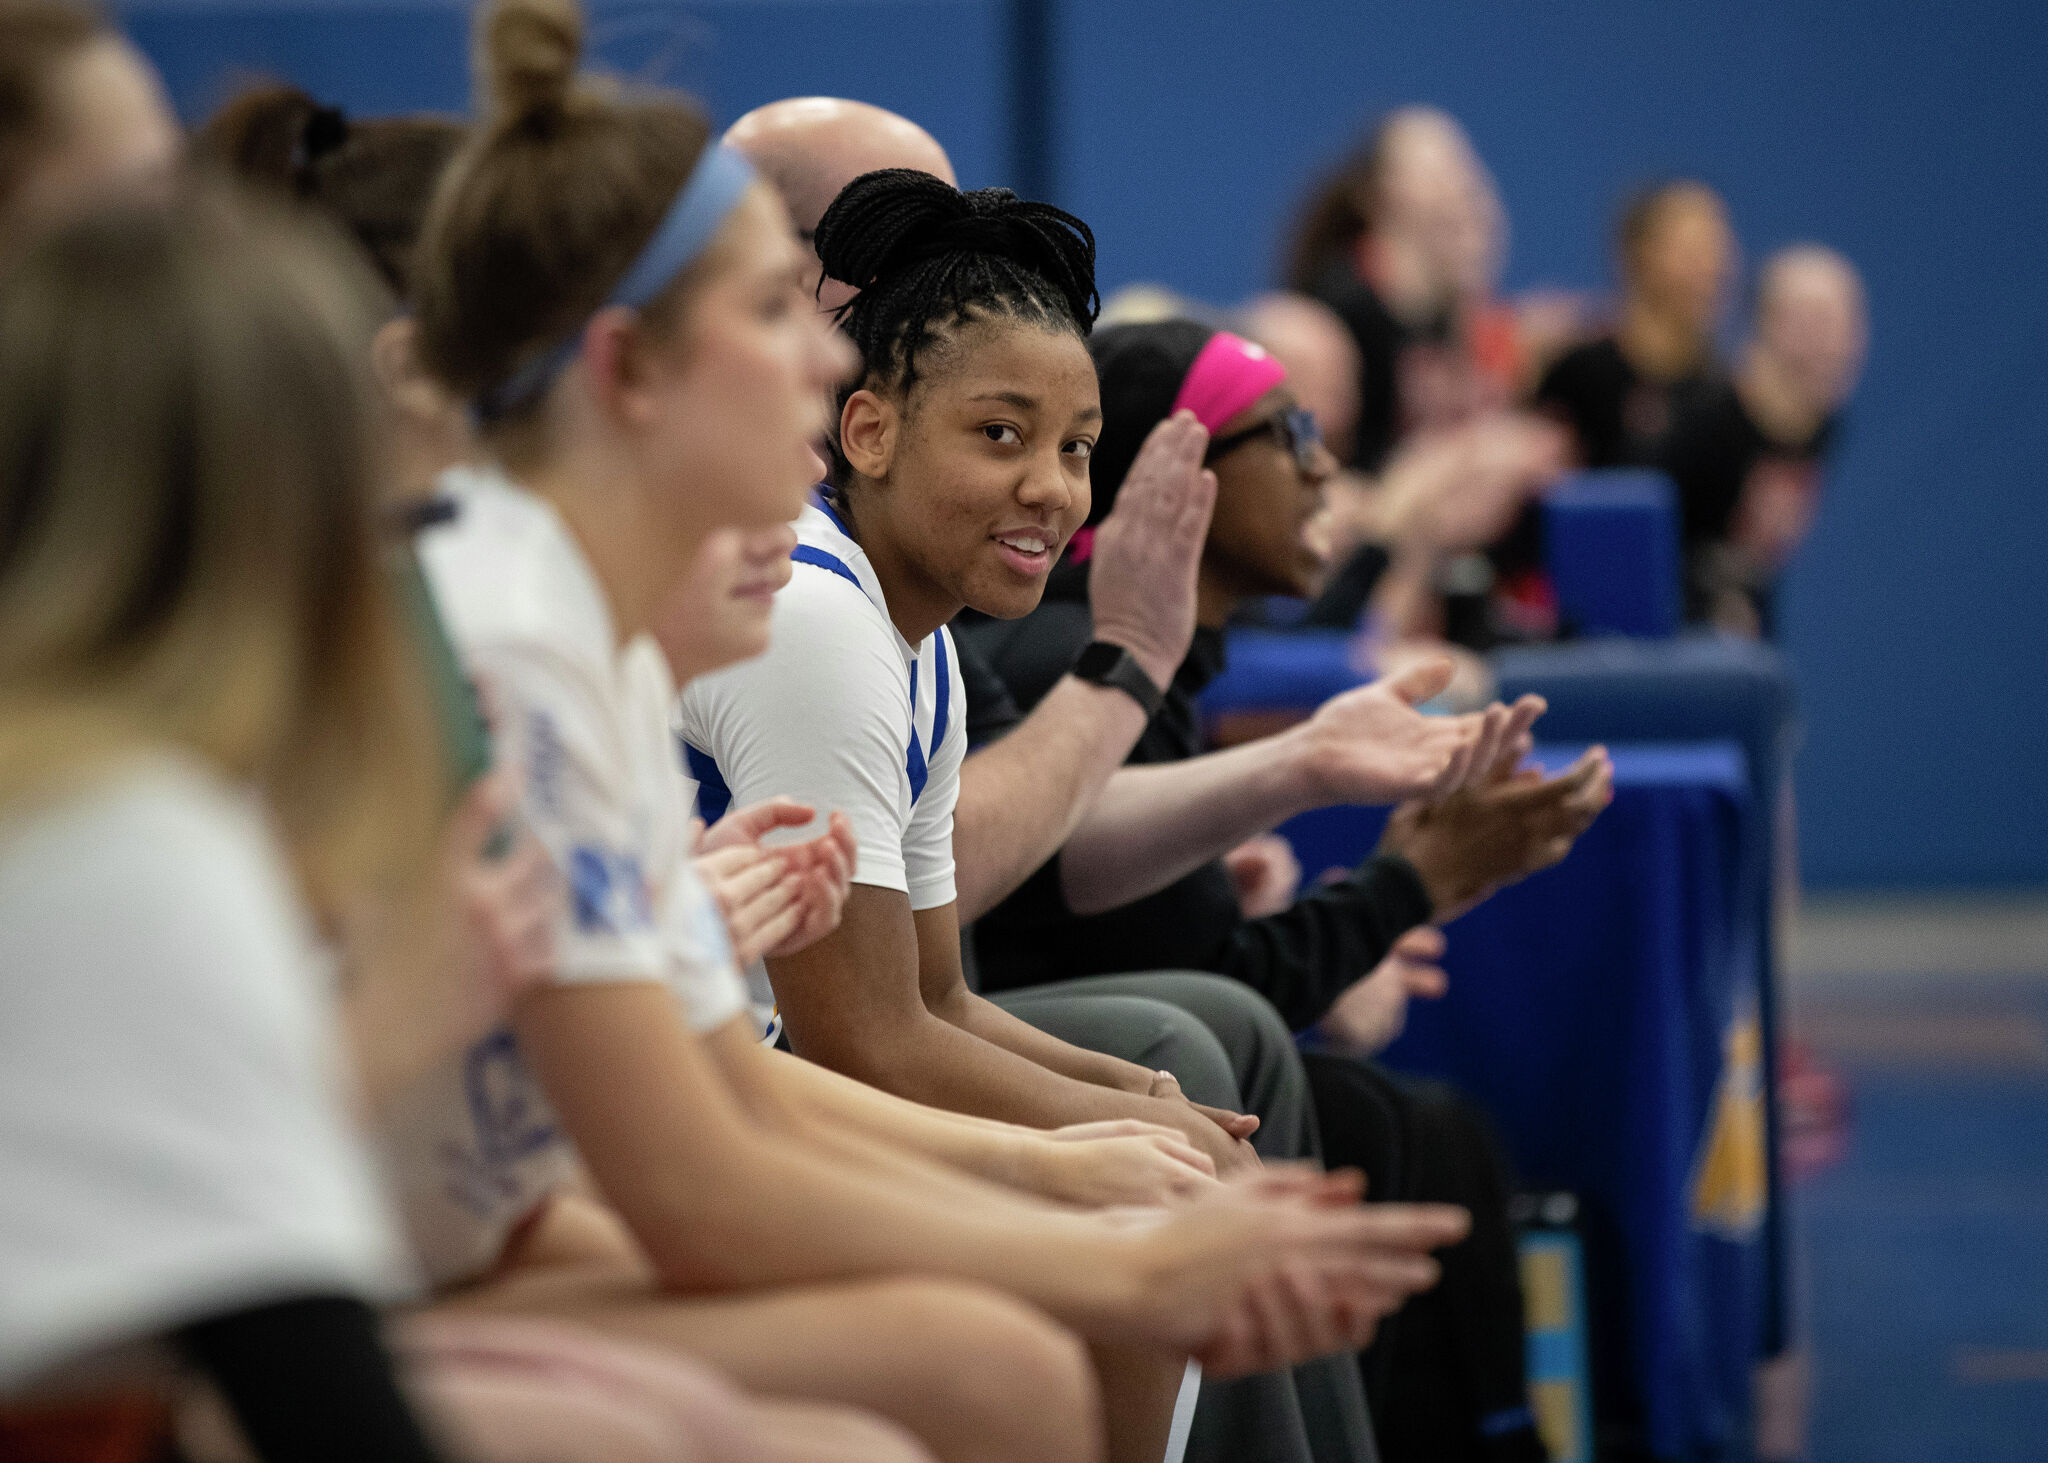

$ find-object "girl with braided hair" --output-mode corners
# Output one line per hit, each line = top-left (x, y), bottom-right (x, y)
(396, 3), (1469, 1461)
(678, 166), (1473, 1461)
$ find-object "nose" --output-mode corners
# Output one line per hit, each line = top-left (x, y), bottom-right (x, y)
(1015, 443), (1075, 520)
(1304, 440), (1340, 485)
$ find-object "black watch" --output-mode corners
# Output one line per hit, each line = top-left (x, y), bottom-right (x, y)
(1071, 640), (1166, 719)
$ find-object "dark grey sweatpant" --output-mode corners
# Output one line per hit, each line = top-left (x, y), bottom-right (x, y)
(991, 971), (1377, 1463)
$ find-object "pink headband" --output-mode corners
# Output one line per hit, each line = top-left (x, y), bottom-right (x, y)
(1172, 331), (1288, 434)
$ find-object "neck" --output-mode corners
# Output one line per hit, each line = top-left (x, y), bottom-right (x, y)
(841, 489), (960, 646)
(523, 432), (697, 650)
(1616, 297), (1710, 380)
(1736, 345), (1824, 445)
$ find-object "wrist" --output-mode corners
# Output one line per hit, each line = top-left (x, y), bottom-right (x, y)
(1273, 720), (1336, 813)
(1087, 627), (1181, 694)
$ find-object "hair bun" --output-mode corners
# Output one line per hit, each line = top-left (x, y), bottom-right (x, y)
(478, 0), (583, 130)
(815, 167), (1098, 329)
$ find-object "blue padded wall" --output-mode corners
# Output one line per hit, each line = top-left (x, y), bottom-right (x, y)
(121, 0), (2048, 889)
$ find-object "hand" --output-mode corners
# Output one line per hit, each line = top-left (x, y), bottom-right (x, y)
(1381, 745), (1613, 923)
(443, 770), (563, 1045)
(1025, 1122), (1219, 1207)
(1289, 661), (1527, 806)
(1224, 833), (1302, 918)
(1087, 409), (1217, 688)
(698, 799), (857, 960)
(1124, 1168), (1470, 1376)
(1140, 1080), (1260, 1176)
(1317, 927), (1448, 1056)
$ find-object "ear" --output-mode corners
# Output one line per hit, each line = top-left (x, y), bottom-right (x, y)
(369, 317), (450, 423)
(579, 305), (656, 427)
(838, 388), (898, 480)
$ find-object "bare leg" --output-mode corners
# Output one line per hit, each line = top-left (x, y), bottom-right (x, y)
(400, 1312), (934, 1463)
(435, 1198), (1104, 1463)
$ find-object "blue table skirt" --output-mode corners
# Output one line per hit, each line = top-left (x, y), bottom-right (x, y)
(1281, 744), (1766, 1462)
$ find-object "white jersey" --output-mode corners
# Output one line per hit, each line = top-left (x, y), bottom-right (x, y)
(0, 757), (409, 1391)
(389, 465), (748, 1287)
(676, 498), (965, 1011)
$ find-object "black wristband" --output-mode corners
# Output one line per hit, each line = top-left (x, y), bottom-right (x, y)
(1071, 640), (1166, 719)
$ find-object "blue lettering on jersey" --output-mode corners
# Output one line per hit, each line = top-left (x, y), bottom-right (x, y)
(462, 1027), (558, 1167)
(569, 843), (653, 933)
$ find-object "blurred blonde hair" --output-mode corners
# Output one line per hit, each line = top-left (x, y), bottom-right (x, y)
(0, 186), (443, 916)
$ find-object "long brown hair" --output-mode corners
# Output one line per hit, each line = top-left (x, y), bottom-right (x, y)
(1281, 123), (1393, 294)
(194, 82), (465, 300)
(0, 186), (443, 912)
(412, 0), (715, 425)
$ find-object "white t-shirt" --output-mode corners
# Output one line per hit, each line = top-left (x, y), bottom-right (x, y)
(676, 498), (966, 960)
(0, 756), (409, 1392)
(389, 465), (748, 1287)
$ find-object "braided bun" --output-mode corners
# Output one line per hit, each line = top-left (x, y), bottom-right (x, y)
(477, 0), (582, 131)
(815, 168), (1097, 330)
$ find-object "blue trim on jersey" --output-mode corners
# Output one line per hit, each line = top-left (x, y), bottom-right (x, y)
(810, 487), (853, 537)
(905, 661), (929, 802)
(786, 529), (952, 807)
(931, 629), (951, 758)
(790, 544), (863, 591)
(683, 739), (733, 823)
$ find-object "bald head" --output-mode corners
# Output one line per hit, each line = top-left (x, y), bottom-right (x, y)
(1753, 244), (1867, 414)
(1238, 291), (1361, 452)
(725, 97), (955, 236)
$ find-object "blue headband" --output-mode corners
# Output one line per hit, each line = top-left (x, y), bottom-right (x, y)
(472, 143), (758, 423)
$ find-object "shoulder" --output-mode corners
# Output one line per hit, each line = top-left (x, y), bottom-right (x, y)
(1538, 338), (1619, 395)
(417, 468), (613, 670)
(0, 757), (294, 928)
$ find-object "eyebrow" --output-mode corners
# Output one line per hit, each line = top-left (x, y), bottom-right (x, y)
(968, 391), (1040, 411)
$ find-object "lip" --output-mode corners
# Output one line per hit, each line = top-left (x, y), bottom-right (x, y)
(990, 527), (1059, 578)
(730, 576), (781, 604)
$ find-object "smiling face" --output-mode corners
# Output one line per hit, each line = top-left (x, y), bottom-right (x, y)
(838, 312), (1099, 635)
(1200, 385), (1338, 616)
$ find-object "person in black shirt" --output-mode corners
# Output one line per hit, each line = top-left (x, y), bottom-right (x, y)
(1534, 181), (1737, 470)
(958, 319), (1613, 1463)
(1660, 244), (1867, 635)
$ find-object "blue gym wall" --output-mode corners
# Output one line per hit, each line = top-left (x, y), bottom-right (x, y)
(121, 0), (2048, 891)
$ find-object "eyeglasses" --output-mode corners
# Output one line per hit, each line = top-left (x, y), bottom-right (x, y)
(1203, 406), (1324, 474)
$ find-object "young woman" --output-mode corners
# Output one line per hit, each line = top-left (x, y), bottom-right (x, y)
(191, 83), (934, 1463)
(1533, 180), (1737, 471)
(402, 3), (1468, 1462)
(0, 186), (447, 1463)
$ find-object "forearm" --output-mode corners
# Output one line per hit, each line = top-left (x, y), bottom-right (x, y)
(763, 1043), (1047, 1190)
(1058, 739), (1319, 915)
(641, 1109), (1140, 1334)
(954, 675), (1150, 921)
(948, 986), (1155, 1093)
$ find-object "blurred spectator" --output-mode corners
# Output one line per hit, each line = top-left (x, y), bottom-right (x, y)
(1662, 243), (1868, 635)
(1534, 180), (1738, 469)
(1284, 106), (1508, 470)
(0, 186), (449, 1463)
(1284, 109), (1567, 645)
(0, 0), (178, 242)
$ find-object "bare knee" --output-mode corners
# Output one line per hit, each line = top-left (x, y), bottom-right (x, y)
(874, 1279), (1103, 1463)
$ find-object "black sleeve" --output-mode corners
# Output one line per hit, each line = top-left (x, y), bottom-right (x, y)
(176, 1296), (448, 1463)
(1297, 543), (1392, 630)
(1215, 854), (1434, 1030)
(953, 626), (1027, 748)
